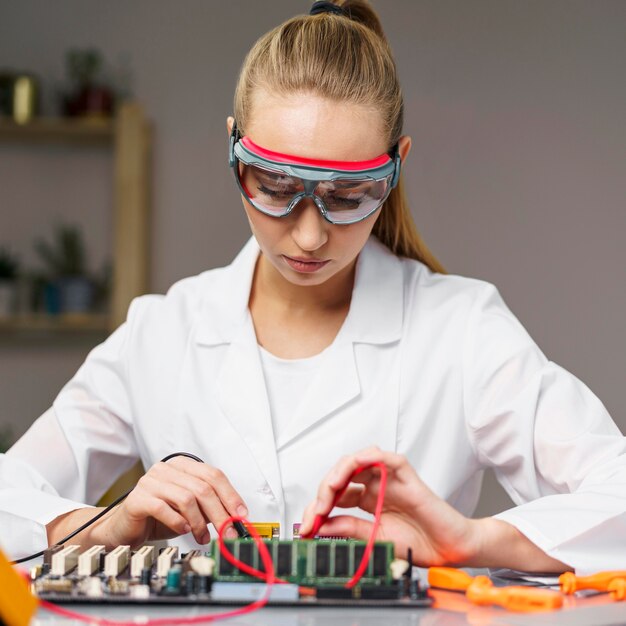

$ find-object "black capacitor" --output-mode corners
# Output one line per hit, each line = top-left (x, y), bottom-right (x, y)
(197, 575), (211, 594)
(410, 577), (423, 600)
(185, 571), (197, 595)
(406, 547), (417, 599)
(140, 567), (152, 586)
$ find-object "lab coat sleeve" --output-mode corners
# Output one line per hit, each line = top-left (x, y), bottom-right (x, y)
(463, 284), (626, 573)
(0, 298), (145, 560)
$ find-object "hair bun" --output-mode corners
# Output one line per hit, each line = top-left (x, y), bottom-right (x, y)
(333, 0), (386, 40)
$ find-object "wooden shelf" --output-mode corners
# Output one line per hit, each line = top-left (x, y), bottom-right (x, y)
(0, 313), (110, 333)
(0, 117), (114, 144)
(0, 102), (151, 338)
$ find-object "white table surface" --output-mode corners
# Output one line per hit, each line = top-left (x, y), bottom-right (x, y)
(31, 592), (626, 626)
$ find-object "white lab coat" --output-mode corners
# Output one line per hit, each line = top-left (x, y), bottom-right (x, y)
(1, 236), (625, 573)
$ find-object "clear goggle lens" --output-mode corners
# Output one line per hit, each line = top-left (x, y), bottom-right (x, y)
(238, 162), (391, 224)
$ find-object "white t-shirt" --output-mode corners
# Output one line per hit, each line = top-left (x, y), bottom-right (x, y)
(258, 345), (330, 449)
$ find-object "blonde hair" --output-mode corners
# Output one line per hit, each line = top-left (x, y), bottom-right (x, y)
(234, 0), (445, 273)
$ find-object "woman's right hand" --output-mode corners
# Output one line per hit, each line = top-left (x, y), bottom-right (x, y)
(47, 457), (249, 550)
(104, 456), (249, 547)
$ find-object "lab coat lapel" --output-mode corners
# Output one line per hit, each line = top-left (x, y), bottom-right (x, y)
(276, 237), (404, 450)
(215, 316), (283, 503)
(195, 238), (283, 505)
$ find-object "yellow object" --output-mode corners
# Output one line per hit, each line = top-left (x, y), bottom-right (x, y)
(0, 547), (39, 626)
(250, 522), (280, 539)
(12, 75), (38, 125)
(559, 570), (626, 595)
(429, 566), (563, 612)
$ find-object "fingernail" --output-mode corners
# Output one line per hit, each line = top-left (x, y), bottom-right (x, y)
(314, 499), (324, 514)
(225, 527), (238, 539)
(201, 532), (211, 544)
(183, 524), (191, 534)
(237, 505), (248, 517)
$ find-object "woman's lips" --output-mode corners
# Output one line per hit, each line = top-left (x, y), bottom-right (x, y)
(282, 255), (330, 273)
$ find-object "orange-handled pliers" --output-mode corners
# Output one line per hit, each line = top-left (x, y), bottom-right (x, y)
(559, 571), (626, 600)
(428, 567), (563, 612)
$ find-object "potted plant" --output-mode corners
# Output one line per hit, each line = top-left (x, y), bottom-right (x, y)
(0, 246), (19, 318)
(63, 48), (114, 118)
(35, 225), (94, 315)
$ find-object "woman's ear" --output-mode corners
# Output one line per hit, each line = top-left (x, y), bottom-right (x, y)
(227, 116), (234, 136)
(398, 135), (412, 163)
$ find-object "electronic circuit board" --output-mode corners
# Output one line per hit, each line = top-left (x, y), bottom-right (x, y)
(31, 539), (432, 608)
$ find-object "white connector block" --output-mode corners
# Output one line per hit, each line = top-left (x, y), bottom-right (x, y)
(51, 545), (81, 575)
(77, 545), (106, 577)
(103, 545), (131, 577)
(156, 546), (179, 578)
(130, 545), (155, 578)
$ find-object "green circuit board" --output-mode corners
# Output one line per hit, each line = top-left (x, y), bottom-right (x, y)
(32, 539), (431, 607)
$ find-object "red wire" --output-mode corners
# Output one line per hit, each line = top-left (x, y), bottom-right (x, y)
(300, 461), (388, 589)
(37, 461), (388, 623)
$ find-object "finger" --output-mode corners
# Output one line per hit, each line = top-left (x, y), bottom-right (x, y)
(150, 465), (238, 540)
(299, 500), (318, 537)
(315, 515), (374, 541)
(344, 470), (381, 489)
(144, 463), (222, 544)
(314, 454), (374, 517)
(150, 463), (238, 543)
(334, 484), (366, 509)
(353, 448), (425, 491)
(141, 474), (210, 544)
(190, 482), (235, 540)
(159, 470), (232, 540)
(143, 496), (192, 538)
(354, 447), (408, 474)
(166, 458), (248, 518)
(300, 485), (369, 536)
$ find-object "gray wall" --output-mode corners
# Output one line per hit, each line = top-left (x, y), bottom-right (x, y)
(1, 1), (624, 517)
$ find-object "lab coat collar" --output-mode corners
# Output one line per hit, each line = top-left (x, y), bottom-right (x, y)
(194, 235), (404, 347)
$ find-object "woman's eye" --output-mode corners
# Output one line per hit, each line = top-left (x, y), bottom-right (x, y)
(327, 194), (364, 209)
(257, 183), (294, 198)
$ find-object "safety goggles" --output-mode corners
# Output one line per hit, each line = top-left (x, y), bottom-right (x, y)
(228, 123), (401, 225)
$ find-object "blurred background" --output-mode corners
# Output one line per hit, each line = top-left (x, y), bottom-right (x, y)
(0, 0), (624, 516)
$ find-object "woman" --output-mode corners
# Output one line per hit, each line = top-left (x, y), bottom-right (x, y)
(2, 0), (625, 573)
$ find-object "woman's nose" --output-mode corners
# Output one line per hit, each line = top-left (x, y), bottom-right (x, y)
(290, 197), (329, 251)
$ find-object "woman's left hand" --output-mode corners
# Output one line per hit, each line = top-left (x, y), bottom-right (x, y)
(299, 446), (482, 567)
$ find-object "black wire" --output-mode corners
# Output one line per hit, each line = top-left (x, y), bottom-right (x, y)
(11, 452), (204, 565)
